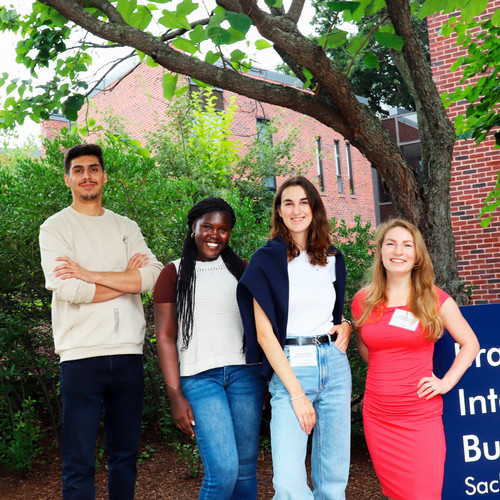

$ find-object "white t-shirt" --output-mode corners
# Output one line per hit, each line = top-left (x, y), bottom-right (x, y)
(286, 251), (337, 337)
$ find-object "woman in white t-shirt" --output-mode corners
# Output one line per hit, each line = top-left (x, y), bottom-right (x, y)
(154, 197), (266, 500)
(237, 176), (352, 499)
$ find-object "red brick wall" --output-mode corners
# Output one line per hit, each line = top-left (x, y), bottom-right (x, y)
(71, 63), (376, 227)
(428, 4), (500, 303)
(40, 117), (70, 143)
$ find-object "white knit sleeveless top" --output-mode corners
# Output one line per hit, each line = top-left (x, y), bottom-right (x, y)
(174, 256), (246, 376)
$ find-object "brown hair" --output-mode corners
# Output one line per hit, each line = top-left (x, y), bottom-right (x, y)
(356, 219), (443, 341)
(271, 176), (334, 266)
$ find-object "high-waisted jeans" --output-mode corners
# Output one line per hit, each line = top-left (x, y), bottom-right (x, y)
(180, 364), (267, 500)
(269, 342), (351, 500)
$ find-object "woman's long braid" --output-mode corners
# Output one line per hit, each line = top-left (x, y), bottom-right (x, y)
(176, 230), (197, 350)
(176, 197), (245, 350)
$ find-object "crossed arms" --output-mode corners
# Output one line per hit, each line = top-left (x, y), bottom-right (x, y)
(53, 253), (150, 303)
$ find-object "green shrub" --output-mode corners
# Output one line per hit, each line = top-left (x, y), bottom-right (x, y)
(0, 397), (42, 472)
(331, 216), (376, 432)
(0, 89), (377, 469)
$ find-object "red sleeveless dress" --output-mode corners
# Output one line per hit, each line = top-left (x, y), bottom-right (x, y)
(352, 287), (450, 500)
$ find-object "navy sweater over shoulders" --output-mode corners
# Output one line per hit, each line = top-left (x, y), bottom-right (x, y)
(237, 236), (346, 381)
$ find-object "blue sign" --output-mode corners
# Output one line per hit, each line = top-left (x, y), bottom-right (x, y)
(434, 303), (500, 499)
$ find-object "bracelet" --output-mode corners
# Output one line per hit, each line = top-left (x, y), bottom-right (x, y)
(290, 393), (306, 402)
(341, 318), (353, 328)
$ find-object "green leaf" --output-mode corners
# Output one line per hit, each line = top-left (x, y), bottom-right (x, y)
(172, 37), (198, 54)
(302, 68), (313, 89)
(61, 94), (85, 121)
(205, 51), (220, 64)
(264, 0), (282, 7)
(346, 36), (363, 55)
(374, 32), (404, 50)
(211, 6), (226, 22)
(116, 0), (137, 23)
(325, 2), (361, 13)
(6, 82), (17, 95)
(146, 55), (159, 68)
(230, 49), (246, 63)
(255, 39), (272, 50)
(4, 97), (16, 108)
(189, 24), (207, 44)
(158, 10), (191, 30)
(461, 0), (488, 23)
(191, 78), (210, 88)
(137, 147), (151, 158)
(176, 0), (198, 17)
(175, 85), (189, 96)
(207, 26), (233, 45)
(321, 29), (348, 49)
(492, 8), (500, 27)
(226, 11), (252, 34)
(162, 73), (178, 100)
(365, 0), (386, 16)
(127, 6), (152, 30)
(227, 27), (246, 43)
(480, 215), (492, 227)
(363, 51), (380, 68)
(418, 0), (447, 19)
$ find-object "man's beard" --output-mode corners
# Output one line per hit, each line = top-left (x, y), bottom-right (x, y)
(81, 193), (99, 201)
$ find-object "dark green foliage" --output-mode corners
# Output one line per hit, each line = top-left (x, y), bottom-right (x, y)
(331, 216), (375, 431)
(0, 92), (302, 469)
(0, 93), (375, 469)
(0, 397), (42, 472)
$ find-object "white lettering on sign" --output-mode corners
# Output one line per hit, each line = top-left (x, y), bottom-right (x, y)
(456, 343), (500, 368)
(463, 435), (500, 463)
(459, 388), (500, 416)
(465, 474), (500, 495)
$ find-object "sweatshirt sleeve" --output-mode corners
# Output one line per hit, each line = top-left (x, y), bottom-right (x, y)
(39, 220), (96, 304)
(126, 219), (163, 293)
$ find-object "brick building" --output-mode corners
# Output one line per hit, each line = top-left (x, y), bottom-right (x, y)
(72, 62), (377, 227)
(427, 4), (500, 304)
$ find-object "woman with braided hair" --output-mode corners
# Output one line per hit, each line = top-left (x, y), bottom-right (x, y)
(154, 197), (266, 500)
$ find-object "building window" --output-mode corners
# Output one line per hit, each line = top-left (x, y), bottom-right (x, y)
(345, 142), (354, 194)
(315, 137), (325, 191)
(257, 118), (276, 190)
(334, 141), (343, 194)
(189, 83), (224, 111)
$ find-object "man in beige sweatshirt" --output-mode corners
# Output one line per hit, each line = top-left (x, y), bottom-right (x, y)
(39, 143), (163, 499)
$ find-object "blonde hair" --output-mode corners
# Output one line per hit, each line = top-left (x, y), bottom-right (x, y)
(356, 219), (443, 342)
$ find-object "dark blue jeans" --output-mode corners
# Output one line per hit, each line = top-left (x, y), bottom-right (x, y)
(180, 364), (267, 500)
(60, 354), (144, 500)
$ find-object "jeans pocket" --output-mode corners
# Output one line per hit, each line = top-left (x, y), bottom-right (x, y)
(330, 342), (347, 356)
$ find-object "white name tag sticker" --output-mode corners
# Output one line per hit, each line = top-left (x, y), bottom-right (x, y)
(289, 345), (318, 367)
(389, 309), (420, 331)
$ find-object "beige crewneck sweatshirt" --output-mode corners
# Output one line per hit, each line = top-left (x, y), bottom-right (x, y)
(40, 206), (163, 362)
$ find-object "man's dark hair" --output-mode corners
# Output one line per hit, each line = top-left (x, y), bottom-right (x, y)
(64, 144), (105, 174)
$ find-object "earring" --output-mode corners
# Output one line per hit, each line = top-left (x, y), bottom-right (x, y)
(191, 232), (195, 238)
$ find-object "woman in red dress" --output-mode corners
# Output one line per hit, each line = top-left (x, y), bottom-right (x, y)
(352, 219), (479, 500)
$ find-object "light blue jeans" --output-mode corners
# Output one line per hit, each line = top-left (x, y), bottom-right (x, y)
(180, 364), (267, 500)
(269, 342), (351, 500)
